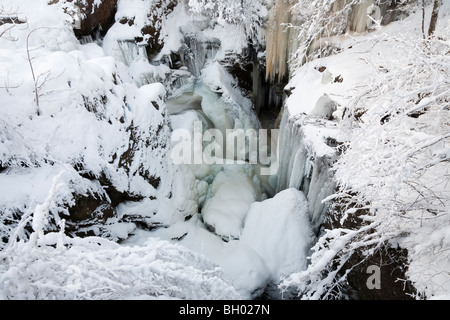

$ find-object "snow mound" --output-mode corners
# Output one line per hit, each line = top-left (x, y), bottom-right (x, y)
(241, 188), (315, 282)
(201, 165), (263, 240)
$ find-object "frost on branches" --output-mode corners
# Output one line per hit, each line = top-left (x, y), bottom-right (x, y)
(286, 0), (416, 70)
(280, 8), (450, 299)
(187, 0), (271, 44)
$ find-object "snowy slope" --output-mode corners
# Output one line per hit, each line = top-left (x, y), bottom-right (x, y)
(0, 0), (187, 241)
(280, 4), (450, 299)
(0, 0), (233, 299)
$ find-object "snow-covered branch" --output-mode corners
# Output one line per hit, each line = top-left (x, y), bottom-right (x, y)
(280, 12), (450, 298)
(0, 168), (241, 300)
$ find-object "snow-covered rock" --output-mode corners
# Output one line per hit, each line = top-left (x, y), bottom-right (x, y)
(201, 164), (263, 240)
(0, 0), (181, 245)
(241, 188), (315, 283)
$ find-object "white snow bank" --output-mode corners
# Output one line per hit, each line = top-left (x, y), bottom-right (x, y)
(0, 231), (241, 300)
(131, 215), (271, 299)
(0, 0), (79, 52)
(0, 171), (241, 300)
(130, 188), (316, 298)
(241, 188), (315, 282)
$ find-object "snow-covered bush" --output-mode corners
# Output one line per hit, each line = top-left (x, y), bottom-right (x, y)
(287, 0), (418, 70)
(264, 0), (415, 82)
(0, 174), (241, 300)
(187, 0), (272, 44)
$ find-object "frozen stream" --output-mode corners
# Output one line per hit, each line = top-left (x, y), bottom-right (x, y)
(122, 81), (315, 299)
(111, 27), (315, 298)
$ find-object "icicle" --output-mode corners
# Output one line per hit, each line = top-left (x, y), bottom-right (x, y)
(351, 0), (375, 33)
(265, 0), (296, 83)
(117, 40), (149, 66)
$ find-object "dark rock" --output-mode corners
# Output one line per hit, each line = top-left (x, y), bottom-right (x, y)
(51, 0), (118, 37)
(97, 172), (145, 208)
(284, 87), (295, 97)
(343, 244), (417, 300)
(0, 163), (7, 174)
(323, 202), (417, 300)
(67, 192), (108, 222)
(140, 0), (178, 59)
(119, 17), (135, 26)
(222, 50), (254, 96)
(334, 75), (344, 83)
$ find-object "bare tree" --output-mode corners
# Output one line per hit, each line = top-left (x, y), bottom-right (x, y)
(26, 28), (41, 113)
(0, 7), (27, 41)
(428, 0), (442, 36)
(25, 27), (65, 115)
(422, 0), (426, 39)
(0, 8), (26, 94)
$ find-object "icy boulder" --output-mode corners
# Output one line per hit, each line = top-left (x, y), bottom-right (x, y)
(311, 94), (337, 120)
(240, 188), (315, 283)
(201, 165), (263, 240)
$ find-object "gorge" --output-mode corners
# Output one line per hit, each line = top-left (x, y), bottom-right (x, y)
(0, 0), (449, 300)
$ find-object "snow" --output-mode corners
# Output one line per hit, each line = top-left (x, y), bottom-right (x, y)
(0, 0), (78, 51)
(1, 0), (449, 301)
(0, 221), (242, 300)
(128, 187), (315, 298)
(157, 2), (194, 58)
(280, 3), (450, 300)
(201, 165), (263, 240)
(241, 188), (315, 282)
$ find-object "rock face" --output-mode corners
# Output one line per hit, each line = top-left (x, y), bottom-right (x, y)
(115, 0), (178, 59)
(51, 0), (118, 37)
(141, 0), (178, 58)
(78, 0), (117, 36)
(323, 207), (417, 300)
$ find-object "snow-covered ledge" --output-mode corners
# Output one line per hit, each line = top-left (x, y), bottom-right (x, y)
(276, 108), (339, 232)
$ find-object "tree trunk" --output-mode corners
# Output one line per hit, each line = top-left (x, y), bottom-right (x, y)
(428, 0), (442, 37)
(422, 0), (426, 39)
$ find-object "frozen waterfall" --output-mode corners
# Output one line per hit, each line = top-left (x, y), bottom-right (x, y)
(112, 2), (336, 299)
